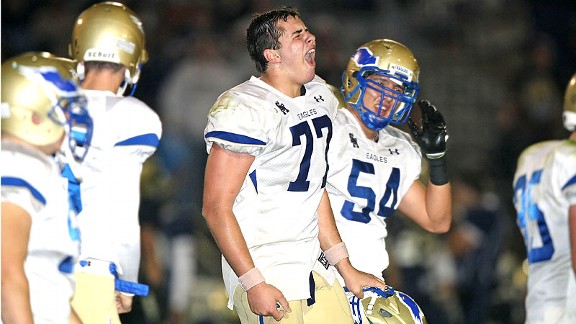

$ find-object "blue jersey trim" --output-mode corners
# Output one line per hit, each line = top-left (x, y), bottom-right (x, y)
(1, 176), (46, 205)
(205, 131), (266, 145)
(115, 133), (160, 148)
(562, 174), (576, 191)
(249, 170), (258, 193)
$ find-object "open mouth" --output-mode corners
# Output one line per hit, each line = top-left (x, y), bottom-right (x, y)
(305, 49), (316, 66)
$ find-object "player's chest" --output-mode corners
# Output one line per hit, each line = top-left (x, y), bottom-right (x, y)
(264, 96), (334, 152)
(331, 129), (411, 169)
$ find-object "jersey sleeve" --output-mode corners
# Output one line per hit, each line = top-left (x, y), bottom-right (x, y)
(1, 152), (50, 217)
(204, 90), (267, 156)
(112, 97), (162, 164)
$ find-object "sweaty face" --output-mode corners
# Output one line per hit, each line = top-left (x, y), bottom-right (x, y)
(362, 74), (405, 118)
(275, 16), (316, 85)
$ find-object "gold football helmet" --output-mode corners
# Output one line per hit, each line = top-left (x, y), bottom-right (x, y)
(342, 39), (420, 130)
(1, 52), (92, 160)
(563, 73), (576, 132)
(349, 286), (427, 324)
(69, 1), (148, 91)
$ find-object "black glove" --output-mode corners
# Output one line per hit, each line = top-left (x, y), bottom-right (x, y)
(407, 100), (448, 159)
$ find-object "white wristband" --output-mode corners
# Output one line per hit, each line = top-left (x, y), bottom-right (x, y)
(238, 268), (265, 291)
(325, 242), (349, 266)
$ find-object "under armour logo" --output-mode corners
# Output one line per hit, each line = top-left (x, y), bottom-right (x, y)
(389, 148), (399, 155)
(317, 252), (329, 270)
(349, 133), (359, 148)
(275, 101), (289, 115)
(314, 95), (324, 102)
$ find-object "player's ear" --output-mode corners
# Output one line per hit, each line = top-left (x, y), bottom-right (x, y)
(264, 49), (281, 63)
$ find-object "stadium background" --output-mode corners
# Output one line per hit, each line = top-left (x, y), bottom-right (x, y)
(3, 0), (576, 323)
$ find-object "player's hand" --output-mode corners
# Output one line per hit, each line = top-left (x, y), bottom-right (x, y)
(407, 100), (448, 159)
(247, 282), (291, 321)
(115, 292), (133, 314)
(341, 267), (386, 299)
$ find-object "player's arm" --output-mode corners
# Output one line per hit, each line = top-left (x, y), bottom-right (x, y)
(111, 102), (162, 287)
(317, 190), (386, 298)
(1, 202), (34, 324)
(570, 204), (576, 275)
(405, 100), (452, 233)
(397, 179), (452, 233)
(202, 143), (289, 320)
(107, 148), (144, 284)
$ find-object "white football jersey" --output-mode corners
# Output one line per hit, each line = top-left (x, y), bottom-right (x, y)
(513, 139), (576, 324)
(65, 89), (162, 283)
(204, 76), (338, 307)
(316, 108), (422, 286)
(1, 140), (79, 323)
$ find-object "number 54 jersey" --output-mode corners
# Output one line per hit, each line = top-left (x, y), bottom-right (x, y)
(513, 139), (576, 323)
(204, 75), (338, 306)
(326, 108), (422, 282)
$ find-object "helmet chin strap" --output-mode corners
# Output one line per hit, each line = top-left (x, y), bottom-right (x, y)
(119, 64), (142, 96)
(116, 69), (131, 96)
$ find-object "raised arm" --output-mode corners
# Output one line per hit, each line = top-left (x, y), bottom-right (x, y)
(398, 180), (452, 233)
(405, 100), (452, 233)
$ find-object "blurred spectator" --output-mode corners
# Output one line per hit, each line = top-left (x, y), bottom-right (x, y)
(447, 172), (507, 324)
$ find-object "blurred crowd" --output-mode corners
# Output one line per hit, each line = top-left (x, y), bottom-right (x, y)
(3, 0), (575, 323)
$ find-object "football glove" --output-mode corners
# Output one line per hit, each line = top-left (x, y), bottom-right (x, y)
(407, 100), (448, 159)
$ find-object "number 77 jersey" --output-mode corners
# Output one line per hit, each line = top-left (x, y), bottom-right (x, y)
(513, 139), (576, 322)
(204, 75), (338, 305)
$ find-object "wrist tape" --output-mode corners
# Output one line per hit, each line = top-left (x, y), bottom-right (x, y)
(239, 267), (265, 291)
(325, 242), (349, 266)
(428, 156), (449, 186)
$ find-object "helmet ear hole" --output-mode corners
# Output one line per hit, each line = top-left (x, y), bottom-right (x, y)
(379, 308), (393, 318)
(32, 112), (44, 125)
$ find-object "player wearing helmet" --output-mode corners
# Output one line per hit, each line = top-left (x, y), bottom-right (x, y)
(65, 2), (162, 323)
(203, 7), (385, 324)
(513, 73), (576, 324)
(1, 52), (92, 323)
(313, 39), (452, 324)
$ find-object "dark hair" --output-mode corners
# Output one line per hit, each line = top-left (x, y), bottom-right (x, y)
(246, 6), (300, 74)
(84, 61), (124, 74)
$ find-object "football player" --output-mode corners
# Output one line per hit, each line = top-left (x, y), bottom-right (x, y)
(64, 2), (162, 323)
(513, 72), (576, 324)
(1, 52), (92, 323)
(202, 6), (385, 324)
(314, 39), (452, 324)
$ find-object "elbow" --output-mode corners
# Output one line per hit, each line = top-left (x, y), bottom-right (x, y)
(201, 205), (212, 221)
(429, 219), (452, 234)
